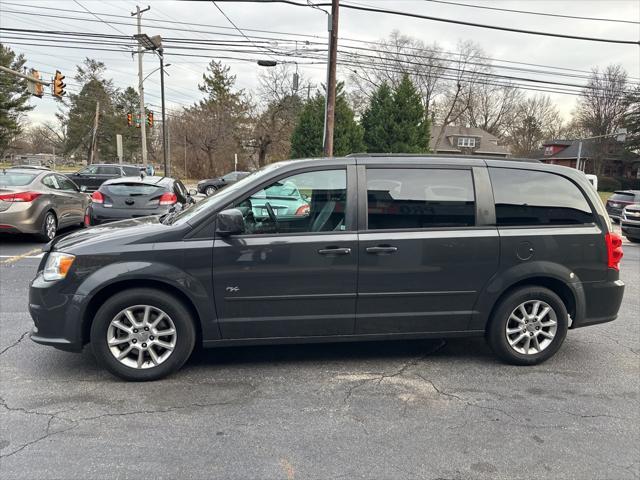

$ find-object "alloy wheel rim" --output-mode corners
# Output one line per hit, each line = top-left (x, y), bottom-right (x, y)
(46, 214), (56, 239)
(107, 305), (177, 369)
(206, 187), (216, 195)
(505, 300), (558, 355)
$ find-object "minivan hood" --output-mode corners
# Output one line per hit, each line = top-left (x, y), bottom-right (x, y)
(48, 216), (165, 252)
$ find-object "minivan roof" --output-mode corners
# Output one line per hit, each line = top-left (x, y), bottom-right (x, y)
(348, 153), (540, 163)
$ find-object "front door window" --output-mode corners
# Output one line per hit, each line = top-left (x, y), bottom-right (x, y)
(232, 169), (347, 235)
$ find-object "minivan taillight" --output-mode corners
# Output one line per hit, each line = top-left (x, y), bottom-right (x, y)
(91, 191), (104, 204)
(605, 232), (623, 270)
(159, 192), (177, 205)
(0, 191), (41, 202)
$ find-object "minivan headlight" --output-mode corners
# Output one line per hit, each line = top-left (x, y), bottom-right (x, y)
(43, 252), (75, 281)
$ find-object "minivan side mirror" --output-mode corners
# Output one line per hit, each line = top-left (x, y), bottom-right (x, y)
(216, 208), (245, 236)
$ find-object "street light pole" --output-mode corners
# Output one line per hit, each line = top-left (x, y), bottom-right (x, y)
(132, 5), (151, 165)
(159, 50), (168, 176)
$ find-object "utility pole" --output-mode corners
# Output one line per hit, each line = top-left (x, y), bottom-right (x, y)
(132, 5), (151, 165)
(159, 50), (169, 175)
(323, 0), (339, 157)
(184, 133), (187, 178)
(89, 101), (100, 164)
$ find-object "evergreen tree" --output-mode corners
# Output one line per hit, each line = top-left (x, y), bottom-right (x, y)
(361, 82), (394, 153)
(0, 44), (34, 156)
(290, 84), (364, 158)
(390, 74), (430, 153)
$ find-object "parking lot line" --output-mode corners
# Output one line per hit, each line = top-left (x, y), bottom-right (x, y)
(0, 249), (44, 265)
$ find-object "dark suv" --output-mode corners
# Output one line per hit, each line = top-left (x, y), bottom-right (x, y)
(29, 156), (625, 381)
(67, 164), (142, 192)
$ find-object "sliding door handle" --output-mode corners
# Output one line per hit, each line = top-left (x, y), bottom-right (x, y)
(366, 246), (398, 254)
(318, 247), (351, 255)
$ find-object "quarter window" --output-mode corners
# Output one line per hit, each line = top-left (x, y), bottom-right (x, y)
(366, 169), (476, 230)
(232, 169), (347, 235)
(489, 168), (594, 226)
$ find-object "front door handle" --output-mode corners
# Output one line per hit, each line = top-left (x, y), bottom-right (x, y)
(366, 245), (398, 254)
(318, 247), (351, 255)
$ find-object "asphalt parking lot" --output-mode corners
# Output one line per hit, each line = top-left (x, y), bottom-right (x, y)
(0, 229), (638, 480)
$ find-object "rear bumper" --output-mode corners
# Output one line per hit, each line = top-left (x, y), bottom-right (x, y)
(88, 205), (169, 225)
(572, 278), (625, 328)
(0, 203), (46, 234)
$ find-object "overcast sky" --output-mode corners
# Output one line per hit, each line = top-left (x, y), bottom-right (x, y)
(1, 0), (639, 127)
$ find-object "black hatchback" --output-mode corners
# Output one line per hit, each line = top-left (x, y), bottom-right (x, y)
(85, 176), (194, 226)
(29, 155), (625, 381)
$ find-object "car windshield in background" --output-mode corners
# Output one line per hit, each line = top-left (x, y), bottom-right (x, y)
(105, 184), (164, 196)
(0, 172), (38, 186)
(610, 192), (636, 202)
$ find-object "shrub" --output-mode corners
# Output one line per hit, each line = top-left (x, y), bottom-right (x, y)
(598, 176), (621, 192)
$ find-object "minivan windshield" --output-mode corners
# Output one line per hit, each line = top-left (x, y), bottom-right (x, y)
(168, 163), (286, 226)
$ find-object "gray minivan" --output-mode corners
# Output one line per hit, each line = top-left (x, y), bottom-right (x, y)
(29, 155), (625, 381)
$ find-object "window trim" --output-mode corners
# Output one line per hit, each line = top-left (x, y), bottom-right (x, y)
(361, 165), (479, 232)
(217, 165), (356, 238)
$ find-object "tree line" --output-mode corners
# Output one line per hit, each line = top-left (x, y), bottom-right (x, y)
(2, 35), (638, 178)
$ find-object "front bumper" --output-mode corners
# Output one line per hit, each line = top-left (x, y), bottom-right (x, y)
(29, 271), (85, 352)
(621, 220), (640, 239)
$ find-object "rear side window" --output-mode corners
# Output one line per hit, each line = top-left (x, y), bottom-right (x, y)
(489, 168), (594, 226)
(98, 166), (120, 175)
(123, 166), (141, 176)
(366, 168), (475, 230)
(104, 184), (164, 196)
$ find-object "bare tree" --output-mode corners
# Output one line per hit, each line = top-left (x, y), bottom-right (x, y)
(432, 40), (489, 148)
(576, 64), (628, 174)
(505, 95), (562, 156)
(347, 31), (447, 118)
(461, 82), (523, 139)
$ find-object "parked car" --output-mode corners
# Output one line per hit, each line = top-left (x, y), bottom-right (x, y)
(605, 190), (640, 222)
(0, 168), (90, 241)
(621, 204), (640, 242)
(67, 164), (142, 192)
(247, 179), (310, 218)
(197, 171), (250, 196)
(85, 176), (195, 226)
(29, 155), (625, 381)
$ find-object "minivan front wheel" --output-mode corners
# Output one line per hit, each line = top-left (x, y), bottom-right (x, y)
(487, 286), (568, 366)
(91, 288), (196, 381)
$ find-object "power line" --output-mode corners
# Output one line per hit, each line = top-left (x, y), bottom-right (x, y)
(72, 0), (130, 36)
(422, 0), (640, 25)
(217, 0), (640, 45)
(4, 4), (635, 80)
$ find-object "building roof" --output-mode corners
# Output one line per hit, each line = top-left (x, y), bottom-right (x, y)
(430, 125), (510, 156)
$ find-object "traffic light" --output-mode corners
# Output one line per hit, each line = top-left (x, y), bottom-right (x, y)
(127, 113), (133, 127)
(28, 69), (44, 98)
(147, 111), (154, 128)
(135, 114), (141, 128)
(52, 70), (65, 98)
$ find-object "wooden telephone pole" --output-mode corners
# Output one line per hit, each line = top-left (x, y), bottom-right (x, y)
(89, 101), (100, 164)
(323, 0), (339, 157)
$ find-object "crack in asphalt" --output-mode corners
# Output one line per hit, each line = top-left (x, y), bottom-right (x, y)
(0, 396), (252, 460)
(0, 331), (30, 357)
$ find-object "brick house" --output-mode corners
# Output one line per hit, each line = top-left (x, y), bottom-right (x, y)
(538, 139), (640, 178)
(430, 125), (510, 157)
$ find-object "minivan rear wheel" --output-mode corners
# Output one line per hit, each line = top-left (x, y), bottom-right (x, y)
(487, 286), (568, 366)
(90, 288), (196, 381)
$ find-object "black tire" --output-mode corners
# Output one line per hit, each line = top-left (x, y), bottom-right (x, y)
(626, 236), (640, 243)
(486, 286), (568, 366)
(36, 211), (57, 242)
(205, 185), (217, 196)
(90, 288), (196, 381)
